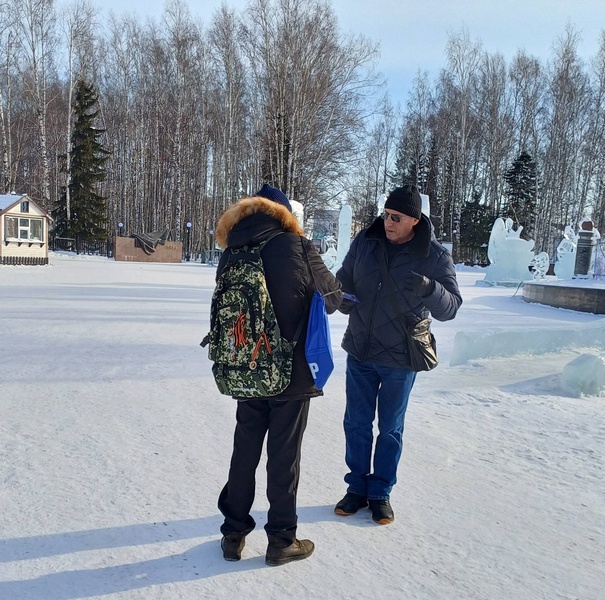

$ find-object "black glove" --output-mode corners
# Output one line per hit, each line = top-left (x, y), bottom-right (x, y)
(401, 271), (435, 297)
(338, 292), (360, 315)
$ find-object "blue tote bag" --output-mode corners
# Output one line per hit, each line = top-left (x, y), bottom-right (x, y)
(305, 290), (334, 389)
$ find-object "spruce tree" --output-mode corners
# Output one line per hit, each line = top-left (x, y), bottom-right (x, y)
(460, 196), (494, 264)
(503, 151), (537, 239)
(460, 197), (494, 247)
(53, 79), (110, 243)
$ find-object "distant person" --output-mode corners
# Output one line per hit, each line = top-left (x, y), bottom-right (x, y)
(213, 184), (342, 565)
(334, 184), (462, 524)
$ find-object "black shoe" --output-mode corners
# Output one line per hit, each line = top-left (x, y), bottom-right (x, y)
(265, 539), (315, 566)
(369, 499), (394, 524)
(334, 492), (369, 516)
(221, 533), (245, 561)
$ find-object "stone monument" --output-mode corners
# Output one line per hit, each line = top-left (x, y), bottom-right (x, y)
(573, 218), (598, 279)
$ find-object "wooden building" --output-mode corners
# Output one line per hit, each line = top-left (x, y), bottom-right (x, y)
(1, 194), (53, 266)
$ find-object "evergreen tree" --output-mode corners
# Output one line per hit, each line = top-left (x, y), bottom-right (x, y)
(503, 151), (537, 239)
(53, 79), (110, 243)
(360, 200), (379, 229)
(424, 135), (440, 227)
(459, 195), (494, 263)
(388, 142), (406, 189)
(390, 149), (427, 190)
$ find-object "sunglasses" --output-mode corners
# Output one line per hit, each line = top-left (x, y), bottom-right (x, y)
(381, 211), (402, 223)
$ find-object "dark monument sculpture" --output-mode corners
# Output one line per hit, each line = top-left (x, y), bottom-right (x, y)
(131, 229), (169, 255)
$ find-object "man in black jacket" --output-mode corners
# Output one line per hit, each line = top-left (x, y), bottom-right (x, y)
(215, 184), (342, 565)
(334, 185), (462, 524)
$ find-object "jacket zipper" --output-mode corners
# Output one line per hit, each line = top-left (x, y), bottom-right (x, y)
(360, 249), (386, 361)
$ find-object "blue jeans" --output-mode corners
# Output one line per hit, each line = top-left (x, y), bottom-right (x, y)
(343, 354), (416, 500)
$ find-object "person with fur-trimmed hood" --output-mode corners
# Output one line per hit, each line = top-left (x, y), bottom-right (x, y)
(215, 184), (342, 566)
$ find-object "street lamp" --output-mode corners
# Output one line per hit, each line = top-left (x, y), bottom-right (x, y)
(118, 222), (124, 236)
(186, 221), (192, 261)
(203, 229), (214, 264)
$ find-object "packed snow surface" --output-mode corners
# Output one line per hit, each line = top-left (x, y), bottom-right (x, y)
(1, 253), (603, 599)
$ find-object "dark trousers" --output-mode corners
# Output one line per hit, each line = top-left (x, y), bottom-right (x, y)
(218, 397), (310, 544)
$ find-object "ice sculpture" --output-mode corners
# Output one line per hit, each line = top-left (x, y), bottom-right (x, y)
(554, 226), (577, 280)
(483, 218), (537, 284)
(335, 204), (352, 272)
(320, 204), (352, 273)
(530, 252), (550, 279)
(562, 353), (605, 397)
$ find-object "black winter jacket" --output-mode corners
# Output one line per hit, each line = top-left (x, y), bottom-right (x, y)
(336, 214), (462, 369)
(215, 196), (342, 399)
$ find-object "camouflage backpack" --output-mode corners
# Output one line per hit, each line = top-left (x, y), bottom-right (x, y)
(201, 234), (302, 398)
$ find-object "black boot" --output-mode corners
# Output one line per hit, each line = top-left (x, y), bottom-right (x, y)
(265, 536), (315, 566)
(221, 533), (246, 561)
(334, 492), (368, 516)
(368, 499), (394, 524)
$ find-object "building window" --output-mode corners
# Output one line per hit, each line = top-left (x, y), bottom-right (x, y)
(20, 201), (30, 213)
(5, 216), (17, 238)
(30, 219), (42, 240)
(4, 216), (44, 241)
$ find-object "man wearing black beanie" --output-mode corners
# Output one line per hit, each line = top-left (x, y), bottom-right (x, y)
(334, 184), (462, 524)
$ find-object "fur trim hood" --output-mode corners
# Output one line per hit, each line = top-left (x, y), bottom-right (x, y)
(215, 196), (304, 248)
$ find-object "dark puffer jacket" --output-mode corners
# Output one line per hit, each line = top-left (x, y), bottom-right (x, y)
(215, 196), (342, 399)
(336, 214), (462, 369)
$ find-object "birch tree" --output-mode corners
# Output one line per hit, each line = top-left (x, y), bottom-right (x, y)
(476, 52), (514, 214)
(242, 0), (379, 213)
(590, 33), (605, 229)
(538, 27), (591, 255)
(0, 3), (16, 192)
(348, 96), (400, 228)
(508, 51), (545, 160)
(208, 6), (249, 221)
(99, 14), (144, 236)
(444, 29), (482, 258)
(392, 70), (434, 190)
(13, 0), (57, 209)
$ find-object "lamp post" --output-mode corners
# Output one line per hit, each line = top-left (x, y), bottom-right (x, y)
(113, 222), (124, 260)
(186, 221), (192, 261)
(209, 229), (215, 264)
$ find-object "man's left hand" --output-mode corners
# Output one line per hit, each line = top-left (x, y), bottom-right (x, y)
(401, 272), (435, 297)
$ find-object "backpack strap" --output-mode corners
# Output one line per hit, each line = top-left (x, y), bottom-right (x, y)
(227, 231), (283, 262)
(230, 231), (306, 344)
(256, 231), (307, 343)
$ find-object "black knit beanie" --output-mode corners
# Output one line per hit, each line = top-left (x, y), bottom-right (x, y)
(256, 183), (292, 212)
(384, 185), (422, 220)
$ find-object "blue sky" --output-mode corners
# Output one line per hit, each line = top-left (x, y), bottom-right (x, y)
(100, 0), (605, 104)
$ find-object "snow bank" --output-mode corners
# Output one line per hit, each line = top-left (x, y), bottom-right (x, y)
(450, 319), (605, 366)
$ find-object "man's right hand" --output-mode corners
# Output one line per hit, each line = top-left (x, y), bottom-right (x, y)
(401, 272), (435, 297)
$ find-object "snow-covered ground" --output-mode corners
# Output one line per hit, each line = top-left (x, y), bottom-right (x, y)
(1, 253), (603, 600)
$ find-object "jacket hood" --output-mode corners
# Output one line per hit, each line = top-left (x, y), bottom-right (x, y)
(366, 213), (433, 259)
(215, 196), (304, 249)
